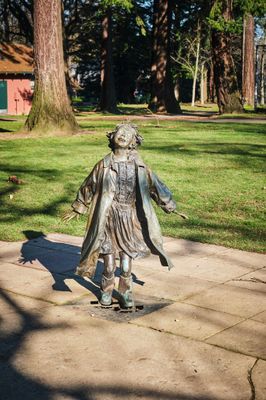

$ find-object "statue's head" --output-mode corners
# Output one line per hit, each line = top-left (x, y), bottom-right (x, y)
(107, 123), (143, 151)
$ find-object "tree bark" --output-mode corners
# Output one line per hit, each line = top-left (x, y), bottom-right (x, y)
(260, 50), (265, 105)
(200, 63), (207, 105)
(149, 0), (181, 113)
(242, 14), (255, 106)
(208, 60), (215, 102)
(211, 0), (243, 114)
(192, 31), (200, 107)
(98, 7), (118, 113)
(25, 0), (78, 134)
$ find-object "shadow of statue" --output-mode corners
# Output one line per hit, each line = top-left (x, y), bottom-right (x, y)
(19, 231), (145, 302)
(19, 230), (102, 300)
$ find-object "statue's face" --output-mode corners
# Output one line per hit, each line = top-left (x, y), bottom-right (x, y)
(113, 127), (135, 149)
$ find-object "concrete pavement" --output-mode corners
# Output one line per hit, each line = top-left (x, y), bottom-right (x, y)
(0, 233), (265, 400)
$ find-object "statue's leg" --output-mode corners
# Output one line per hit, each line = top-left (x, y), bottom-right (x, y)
(118, 252), (134, 308)
(100, 253), (116, 306)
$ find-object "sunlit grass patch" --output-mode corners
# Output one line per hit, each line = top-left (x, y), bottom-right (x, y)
(0, 118), (265, 252)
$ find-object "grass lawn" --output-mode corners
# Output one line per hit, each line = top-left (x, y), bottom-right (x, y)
(0, 117), (265, 253)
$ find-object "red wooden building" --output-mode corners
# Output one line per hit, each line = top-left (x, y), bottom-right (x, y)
(0, 43), (34, 115)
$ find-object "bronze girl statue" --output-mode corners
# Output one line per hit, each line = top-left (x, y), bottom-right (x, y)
(64, 123), (177, 308)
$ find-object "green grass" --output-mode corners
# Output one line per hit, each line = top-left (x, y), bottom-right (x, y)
(0, 118), (265, 252)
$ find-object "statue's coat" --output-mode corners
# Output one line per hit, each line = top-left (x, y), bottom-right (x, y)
(72, 153), (176, 278)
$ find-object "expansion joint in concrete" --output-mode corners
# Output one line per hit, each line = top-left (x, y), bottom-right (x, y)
(248, 358), (259, 400)
(131, 322), (266, 362)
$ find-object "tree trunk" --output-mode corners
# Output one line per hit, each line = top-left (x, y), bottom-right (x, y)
(149, 0), (181, 113)
(260, 51), (265, 105)
(98, 8), (118, 113)
(211, 0), (243, 114)
(25, 0), (78, 134)
(192, 32), (200, 107)
(242, 14), (255, 106)
(200, 63), (207, 105)
(208, 60), (215, 102)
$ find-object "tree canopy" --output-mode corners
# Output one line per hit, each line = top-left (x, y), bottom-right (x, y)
(1, 0), (265, 118)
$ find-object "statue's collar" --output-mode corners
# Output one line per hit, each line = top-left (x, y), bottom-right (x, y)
(103, 152), (145, 168)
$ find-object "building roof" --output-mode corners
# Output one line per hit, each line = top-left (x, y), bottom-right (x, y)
(0, 43), (33, 74)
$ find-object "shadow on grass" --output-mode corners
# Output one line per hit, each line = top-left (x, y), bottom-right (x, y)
(0, 164), (70, 225)
(145, 142), (265, 156)
(0, 128), (13, 133)
(0, 163), (62, 180)
(164, 217), (265, 253)
(0, 193), (70, 224)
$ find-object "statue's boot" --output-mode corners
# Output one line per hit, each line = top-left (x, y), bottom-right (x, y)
(100, 274), (115, 306)
(100, 254), (116, 306)
(118, 275), (134, 308)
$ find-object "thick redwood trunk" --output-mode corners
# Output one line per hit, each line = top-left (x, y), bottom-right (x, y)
(98, 8), (118, 113)
(211, 0), (243, 114)
(25, 0), (78, 134)
(242, 14), (255, 106)
(149, 0), (181, 113)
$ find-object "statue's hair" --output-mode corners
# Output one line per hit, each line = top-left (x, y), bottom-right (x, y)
(107, 123), (143, 151)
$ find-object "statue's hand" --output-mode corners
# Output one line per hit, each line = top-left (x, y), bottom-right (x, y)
(161, 199), (176, 214)
(173, 211), (189, 220)
(62, 210), (80, 223)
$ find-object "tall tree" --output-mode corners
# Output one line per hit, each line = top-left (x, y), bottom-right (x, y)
(149, 0), (181, 113)
(242, 14), (254, 106)
(210, 0), (243, 114)
(25, 0), (78, 134)
(113, 1), (152, 103)
(98, 6), (118, 113)
(239, 1), (266, 107)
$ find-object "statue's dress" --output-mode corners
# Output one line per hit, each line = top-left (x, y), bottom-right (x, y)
(100, 159), (150, 259)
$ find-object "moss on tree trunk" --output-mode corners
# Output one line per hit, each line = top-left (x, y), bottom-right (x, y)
(24, 0), (78, 134)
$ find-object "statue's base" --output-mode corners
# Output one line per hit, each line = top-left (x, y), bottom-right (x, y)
(68, 295), (173, 322)
(90, 300), (144, 313)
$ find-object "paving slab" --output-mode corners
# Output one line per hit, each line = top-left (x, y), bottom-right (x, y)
(46, 233), (83, 246)
(0, 291), (51, 316)
(157, 256), (253, 283)
(251, 310), (266, 324)
(218, 248), (266, 269)
(0, 238), (81, 274)
(12, 248), (80, 274)
(162, 238), (231, 257)
(1, 304), (255, 400)
(227, 267), (266, 293)
(0, 241), (25, 261)
(26, 235), (82, 254)
(184, 284), (266, 318)
(132, 270), (217, 301)
(0, 291), (52, 335)
(206, 319), (266, 360)
(132, 302), (243, 341)
(134, 252), (175, 272)
(253, 360), (266, 400)
(1, 234), (265, 399)
(0, 262), (98, 304)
